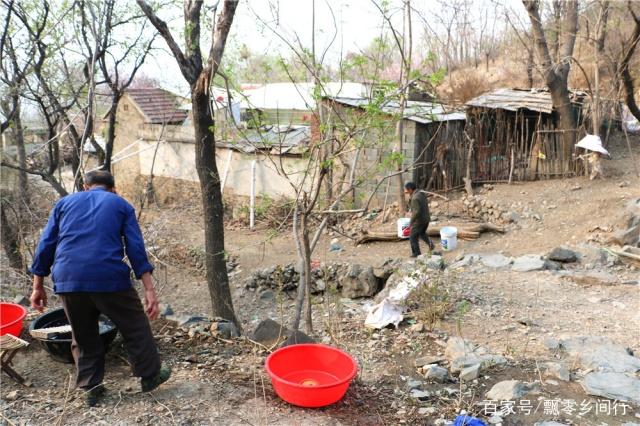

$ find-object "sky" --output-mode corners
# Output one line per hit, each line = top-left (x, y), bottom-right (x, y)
(141, 0), (401, 94)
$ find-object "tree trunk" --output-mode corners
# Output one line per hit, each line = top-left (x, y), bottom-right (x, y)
(621, 11), (640, 123)
(192, 90), (238, 326)
(0, 197), (24, 271)
(524, 0), (578, 164)
(13, 99), (28, 199)
(301, 211), (313, 333)
(103, 93), (120, 172)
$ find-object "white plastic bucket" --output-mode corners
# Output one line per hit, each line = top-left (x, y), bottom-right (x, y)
(397, 218), (411, 238)
(440, 226), (458, 251)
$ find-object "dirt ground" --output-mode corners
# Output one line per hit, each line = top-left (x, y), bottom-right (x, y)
(1, 133), (639, 425)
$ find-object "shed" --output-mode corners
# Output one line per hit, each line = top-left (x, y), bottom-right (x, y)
(465, 88), (587, 181)
(322, 96), (466, 205)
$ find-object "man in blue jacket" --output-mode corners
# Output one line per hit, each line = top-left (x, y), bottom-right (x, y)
(30, 170), (170, 406)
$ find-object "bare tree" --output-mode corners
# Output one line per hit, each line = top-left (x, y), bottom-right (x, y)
(137, 0), (240, 326)
(523, 0), (579, 161)
(620, 3), (640, 123)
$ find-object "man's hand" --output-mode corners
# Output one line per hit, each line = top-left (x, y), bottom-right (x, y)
(30, 277), (47, 312)
(144, 288), (159, 320)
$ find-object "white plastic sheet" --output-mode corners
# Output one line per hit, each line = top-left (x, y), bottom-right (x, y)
(364, 275), (422, 329)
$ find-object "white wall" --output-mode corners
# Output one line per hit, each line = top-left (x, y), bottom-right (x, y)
(137, 140), (311, 198)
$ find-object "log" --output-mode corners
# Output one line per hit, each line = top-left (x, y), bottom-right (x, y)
(356, 229), (480, 245)
(354, 222), (503, 245)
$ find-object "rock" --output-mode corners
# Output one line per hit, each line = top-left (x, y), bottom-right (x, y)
(480, 254), (512, 269)
(559, 336), (640, 373)
(418, 407), (436, 415)
(259, 289), (276, 301)
(213, 320), (240, 339)
(410, 322), (425, 333)
(506, 212), (519, 223)
(406, 379), (423, 390)
(511, 255), (546, 272)
(4, 390), (18, 401)
(543, 337), (559, 350)
(488, 415), (503, 425)
(445, 337), (507, 373)
(610, 224), (640, 247)
(410, 389), (431, 401)
(424, 365), (449, 383)
(543, 260), (562, 271)
(559, 271), (618, 286)
(534, 422), (569, 426)
(158, 303), (174, 317)
(486, 380), (540, 400)
(450, 254), (481, 269)
(12, 295), (29, 307)
(545, 362), (570, 381)
(250, 319), (289, 347)
(281, 330), (315, 347)
(416, 254), (444, 270)
(582, 372), (640, 405)
(459, 364), (481, 381)
(415, 356), (445, 368)
(548, 246), (578, 263)
(339, 264), (380, 299)
(167, 314), (208, 326)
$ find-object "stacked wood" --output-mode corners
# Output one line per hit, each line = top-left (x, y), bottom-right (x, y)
(355, 222), (504, 245)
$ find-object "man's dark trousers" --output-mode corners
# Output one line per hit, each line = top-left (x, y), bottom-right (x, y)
(410, 223), (433, 257)
(60, 288), (160, 389)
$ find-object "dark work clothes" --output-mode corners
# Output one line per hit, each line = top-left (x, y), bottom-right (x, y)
(410, 190), (430, 226)
(60, 288), (160, 389)
(30, 187), (153, 293)
(409, 190), (433, 256)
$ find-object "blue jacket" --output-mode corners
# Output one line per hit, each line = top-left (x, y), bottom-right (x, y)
(30, 187), (154, 293)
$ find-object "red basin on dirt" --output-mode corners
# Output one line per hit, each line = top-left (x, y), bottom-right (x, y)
(0, 303), (27, 337)
(265, 343), (358, 408)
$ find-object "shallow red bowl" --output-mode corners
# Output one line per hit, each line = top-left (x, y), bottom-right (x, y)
(0, 302), (27, 337)
(265, 343), (358, 408)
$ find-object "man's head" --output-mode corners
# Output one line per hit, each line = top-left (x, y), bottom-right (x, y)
(404, 181), (417, 195)
(84, 170), (115, 192)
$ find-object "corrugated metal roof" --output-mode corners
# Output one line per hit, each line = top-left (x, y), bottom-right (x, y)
(127, 88), (189, 124)
(329, 96), (465, 123)
(465, 88), (586, 114)
(223, 126), (309, 155)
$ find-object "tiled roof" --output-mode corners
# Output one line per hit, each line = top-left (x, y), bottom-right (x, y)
(126, 88), (189, 124)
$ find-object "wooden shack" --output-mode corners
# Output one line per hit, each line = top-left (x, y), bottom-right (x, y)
(321, 96), (466, 206)
(465, 88), (587, 181)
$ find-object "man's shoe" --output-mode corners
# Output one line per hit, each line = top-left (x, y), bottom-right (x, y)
(84, 384), (105, 407)
(141, 365), (172, 392)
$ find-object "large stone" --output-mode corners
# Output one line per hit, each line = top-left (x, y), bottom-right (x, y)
(559, 271), (618, 286)
(414, 356), (445, 367)
(548, 247), (578, 263)
(559, 336), (640, 373)
(480, 254), (513, 269)
(544, 362), (570, 381)
(424, 365), (449, 383)
(581, 372), (640, 405)
(486, 380), (540, 401)
(610, 225), (640, 247)
(445, 337), (507, 373)
(459, 364), (481, 381)
(339, 264), (380, 299)
(281, 330), (315, 347)
(511, 255), (546, 272)
(534, 422), (569, 426)
(417, 254), (444, 270)
(250, 319), (289, 347)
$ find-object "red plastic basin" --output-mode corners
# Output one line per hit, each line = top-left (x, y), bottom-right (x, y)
(265, 343), (358, 408)
(0, 302), (27, 337)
